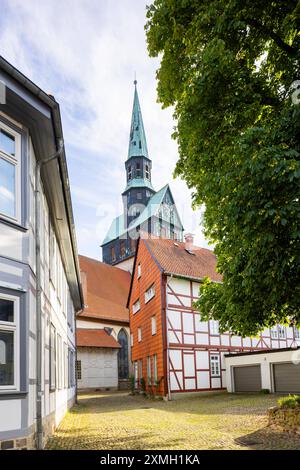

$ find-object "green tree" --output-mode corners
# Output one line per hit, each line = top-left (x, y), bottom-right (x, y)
(146, 0), (300, 335)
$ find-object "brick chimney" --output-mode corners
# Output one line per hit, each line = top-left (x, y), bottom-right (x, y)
(184, 233), (194, 251)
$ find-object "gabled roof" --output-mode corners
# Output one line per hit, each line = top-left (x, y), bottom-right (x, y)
(102, 214), (125, 246)
(128, 81), (148, 160)
(101, 184), (183, 246)
(77, 329), (121, 349)
(78, 255), (130, 323)
(144, 238), (222, 282)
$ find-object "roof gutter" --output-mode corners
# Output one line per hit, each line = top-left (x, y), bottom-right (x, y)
(163, 272), (222, 284)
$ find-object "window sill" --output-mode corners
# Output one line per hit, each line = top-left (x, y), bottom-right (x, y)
(0, 216), (28, 233)
(0, 391), (28, 399)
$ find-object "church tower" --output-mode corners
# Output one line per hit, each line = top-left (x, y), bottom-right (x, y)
(102, 81), (184, 271)
(122, 81), (155, 228)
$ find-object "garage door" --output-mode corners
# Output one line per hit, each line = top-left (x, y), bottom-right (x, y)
(273, 363), (300, 393)
(233, 365), (261, 392)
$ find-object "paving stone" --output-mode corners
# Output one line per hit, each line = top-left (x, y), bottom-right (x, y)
(45, 391), (300, 450)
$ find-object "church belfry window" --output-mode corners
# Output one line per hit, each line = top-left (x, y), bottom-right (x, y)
(136, 162), (141, 177)
(128, 165), (132, 180)
(120, 240), (126, 258)
(145, 164), (150, 180)
(111, 246), (116, 262)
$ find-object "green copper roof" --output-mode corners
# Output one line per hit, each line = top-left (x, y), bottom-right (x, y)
(123, 177), (154, 193)
(128, 81), (149, 160)
(102, 214), (125, 246)
(102, 184), (183, 246)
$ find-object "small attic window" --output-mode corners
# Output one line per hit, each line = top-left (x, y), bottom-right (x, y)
(133, 141), (136, 146)
(185, 249), (195, 255)
(139, 140), (142, 149)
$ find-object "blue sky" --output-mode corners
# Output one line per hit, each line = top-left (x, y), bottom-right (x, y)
(0, 0), (209, 259)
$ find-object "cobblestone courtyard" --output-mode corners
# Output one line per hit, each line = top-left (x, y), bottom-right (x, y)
(46, 391), (300, 450)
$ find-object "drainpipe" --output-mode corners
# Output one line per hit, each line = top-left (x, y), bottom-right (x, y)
(35, 140), (64, 450)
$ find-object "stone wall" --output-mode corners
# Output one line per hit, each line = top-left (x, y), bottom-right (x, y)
(268, 406), (300, 433)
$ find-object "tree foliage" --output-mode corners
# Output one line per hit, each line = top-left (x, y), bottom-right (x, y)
(146, 0), (300, 335)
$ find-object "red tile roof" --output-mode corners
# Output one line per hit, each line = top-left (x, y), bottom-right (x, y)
(144, 239), (222, 282)
(76, 328), (121, 349)
(78, 255), (131, 323)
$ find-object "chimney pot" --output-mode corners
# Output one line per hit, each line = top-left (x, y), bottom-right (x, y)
(184, 233), (194, 251)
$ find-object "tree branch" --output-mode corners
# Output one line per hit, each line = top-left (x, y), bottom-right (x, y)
(247, 18), (299, 58)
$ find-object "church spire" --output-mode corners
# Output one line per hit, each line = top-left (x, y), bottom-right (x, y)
(128, 80), (149, 160)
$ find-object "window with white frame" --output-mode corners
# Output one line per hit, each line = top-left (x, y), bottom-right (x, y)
(68, 348), (75, 388)
(153, 354), (157, 382)
(210, 320), (219, 335)
(132, 299), (140, 314)
(210, 354), (220, 377)
(147, 356), (152, 385)
(138, 327), (142, 342)
(151, 316), (156, 335)
(294, 327), (300, 340)
(0, 124), (21, 222)
(145, 284), (155, 303)
(278, 326), (286, 339)
(76, 360), (82, 380)
(130, 333), (133, 347)
(137, 263), (141, 279)
(49, 227), (56, 285)
(57, 334), (62, 389)
(64, 342), (68, 388)
(0, 294), (19, 390)
(270, 327), (278, 339)
(50, 323), (56, 391)
(134, 361), (138, 387)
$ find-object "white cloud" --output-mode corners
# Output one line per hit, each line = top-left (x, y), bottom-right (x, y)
(0, 0), (210, 258)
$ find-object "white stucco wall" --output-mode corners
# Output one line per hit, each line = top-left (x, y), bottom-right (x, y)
(76, 318), (132, 375)
(113, 256), (134, 273)
(77, 347), (118, 389)
(225, 349), (300, 393)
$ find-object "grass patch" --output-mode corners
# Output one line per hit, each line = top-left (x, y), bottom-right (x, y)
(278, 395), (300, 409)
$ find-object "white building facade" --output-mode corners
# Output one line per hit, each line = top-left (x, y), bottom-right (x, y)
(0, 57), (83, 449)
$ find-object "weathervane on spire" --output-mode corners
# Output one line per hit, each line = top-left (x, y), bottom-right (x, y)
(134, 71), (137, 86)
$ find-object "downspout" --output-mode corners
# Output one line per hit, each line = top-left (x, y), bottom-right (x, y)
(74, 309), (82, 405)
(35, 140), (64, 450)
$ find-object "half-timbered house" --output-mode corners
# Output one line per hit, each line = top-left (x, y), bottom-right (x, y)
(0, 56), (83, 449)
(128, 235), (300, 399)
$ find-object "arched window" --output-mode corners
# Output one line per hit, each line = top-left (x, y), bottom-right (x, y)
(117, 329), (129, 379)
